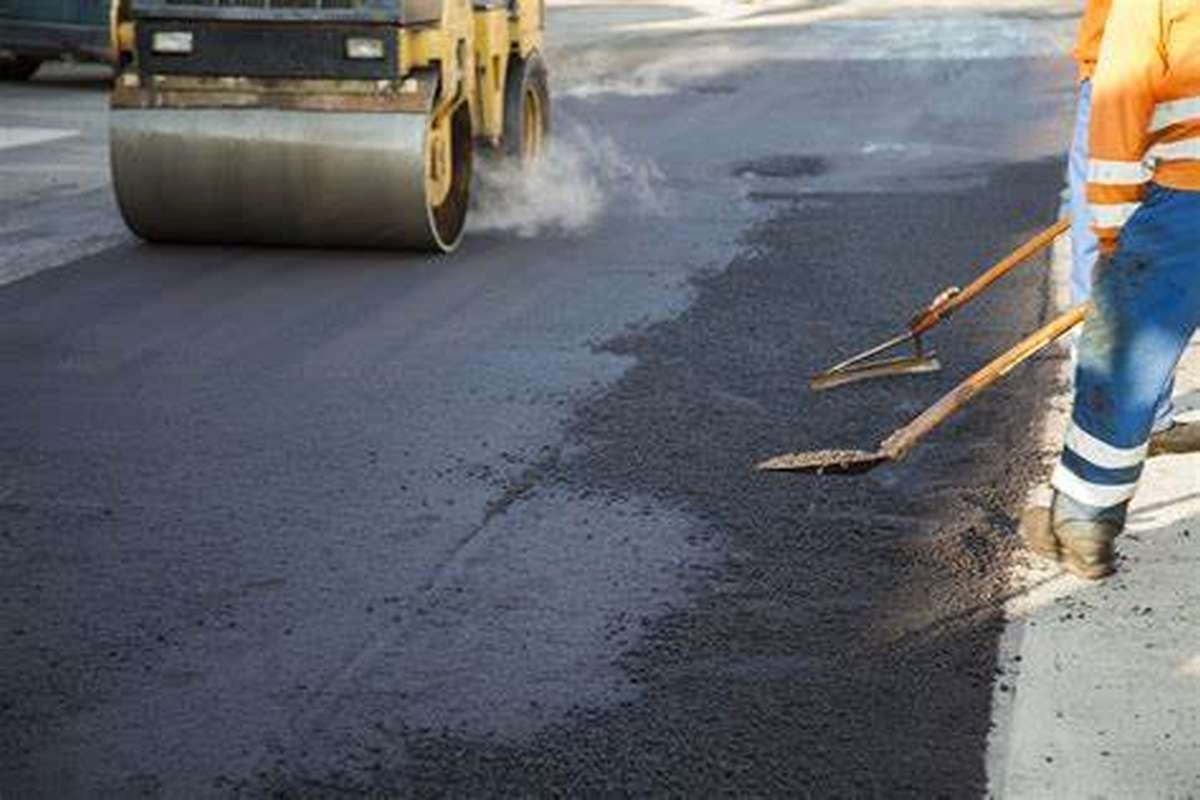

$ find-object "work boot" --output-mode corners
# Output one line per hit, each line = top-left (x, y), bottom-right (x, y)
(1019, 493), (1125, 580)
(1018, 505), (1057, 561)
(1054, 520), (1120, 580)
(1149, 421), (1200, 457)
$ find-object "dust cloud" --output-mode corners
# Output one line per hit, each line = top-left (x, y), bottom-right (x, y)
(553, 44), (759, 99)
(470, 117), (669, 238)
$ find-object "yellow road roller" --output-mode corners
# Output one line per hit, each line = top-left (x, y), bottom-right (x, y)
(109, 0), (549, 252)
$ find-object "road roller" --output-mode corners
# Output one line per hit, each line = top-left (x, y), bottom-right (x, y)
(108, 0), (549, 252)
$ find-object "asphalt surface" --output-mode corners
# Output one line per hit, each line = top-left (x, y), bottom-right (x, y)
(1, 5), (1076, 797)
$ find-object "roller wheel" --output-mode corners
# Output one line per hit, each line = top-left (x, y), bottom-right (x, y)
(503, 52), (550, 162)
(429, 101), (474, 251)
(0, 56), (42, 81)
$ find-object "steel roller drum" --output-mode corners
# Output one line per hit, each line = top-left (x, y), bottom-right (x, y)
(110, 108), (464, 252)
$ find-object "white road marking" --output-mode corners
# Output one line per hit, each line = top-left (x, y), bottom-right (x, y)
(0, 127), (79, 151)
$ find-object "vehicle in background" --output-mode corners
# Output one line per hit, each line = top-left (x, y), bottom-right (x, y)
(0, 0), (112, 80)
(109, 0), (549, 252)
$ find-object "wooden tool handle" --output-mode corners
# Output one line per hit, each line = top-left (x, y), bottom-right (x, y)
(909, 217), (1071, 335)
(881, 304), (1090, 459)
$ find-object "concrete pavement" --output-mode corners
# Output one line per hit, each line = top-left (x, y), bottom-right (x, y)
(989, 226), (1200, 797)
(0, 63), (128, 288)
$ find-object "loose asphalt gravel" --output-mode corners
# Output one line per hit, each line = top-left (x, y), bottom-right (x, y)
(237, 160), (1064, 797)
(1, 9), (1075, 796)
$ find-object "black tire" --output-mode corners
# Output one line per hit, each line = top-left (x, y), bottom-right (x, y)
(502, 51), (550, 162)
(0, 56), (42, 81)
(430, 101), (474, 252)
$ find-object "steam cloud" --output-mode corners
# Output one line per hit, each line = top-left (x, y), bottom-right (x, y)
(553, 44), (759, 99)
(469, 117), (669, 238)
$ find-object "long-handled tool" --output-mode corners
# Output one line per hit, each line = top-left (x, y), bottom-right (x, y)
(811, 217), (1071, 391)
(760, 303), (1089, 475)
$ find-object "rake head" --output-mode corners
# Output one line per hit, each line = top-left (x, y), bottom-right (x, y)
(809, 353), (941, 391)
(810, 329), (940, 392)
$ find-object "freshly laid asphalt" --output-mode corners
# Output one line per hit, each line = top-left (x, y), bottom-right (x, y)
(1, 6), (1076, 796)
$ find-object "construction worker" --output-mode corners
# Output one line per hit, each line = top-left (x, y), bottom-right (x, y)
(1069, 0), (1187, 444)
(1023, 0), (1200, 579)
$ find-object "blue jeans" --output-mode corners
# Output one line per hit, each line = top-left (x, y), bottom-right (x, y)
(1053, 184), (1200, 519)
(1068, 79), (1174, 431)
(1068, 80), (1098, 306)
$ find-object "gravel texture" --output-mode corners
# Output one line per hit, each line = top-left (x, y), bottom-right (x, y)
(247, 161), (1064, 796)
(0, 34), (1071, 796)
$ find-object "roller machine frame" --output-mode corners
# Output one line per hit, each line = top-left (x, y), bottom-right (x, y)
(109, 0), (549, 252)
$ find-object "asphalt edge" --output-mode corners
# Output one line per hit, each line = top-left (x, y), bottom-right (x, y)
(983, 206), (1076, 799)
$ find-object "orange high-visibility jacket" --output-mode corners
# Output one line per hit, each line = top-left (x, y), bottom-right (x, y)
(1088, 0), (1200, 252)
(1074, 0), (1112, 80)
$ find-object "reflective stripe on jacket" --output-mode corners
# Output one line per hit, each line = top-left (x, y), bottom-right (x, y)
(1088, 0), (1200, 252)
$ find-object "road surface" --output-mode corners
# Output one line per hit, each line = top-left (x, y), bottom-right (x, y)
(1, 2), (1079, 795)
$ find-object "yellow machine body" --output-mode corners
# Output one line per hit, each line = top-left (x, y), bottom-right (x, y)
(109, 0), (547, 252)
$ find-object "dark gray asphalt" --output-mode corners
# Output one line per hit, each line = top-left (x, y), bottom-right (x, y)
(1, 14), (1074, 797)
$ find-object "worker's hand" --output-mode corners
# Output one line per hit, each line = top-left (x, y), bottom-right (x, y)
(928, 286), (961, 311)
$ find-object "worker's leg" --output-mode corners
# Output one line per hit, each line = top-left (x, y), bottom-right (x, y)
(1068, 80), (1097, 306)
(1069, 80), (1178, 433)
(1053, 185), (1200, 532)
